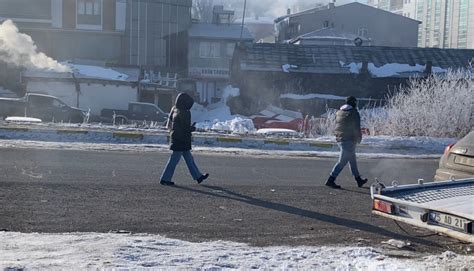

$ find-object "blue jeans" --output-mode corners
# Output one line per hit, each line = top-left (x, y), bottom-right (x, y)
(160, 151), (202, 182)
(330, 141), (361, 178)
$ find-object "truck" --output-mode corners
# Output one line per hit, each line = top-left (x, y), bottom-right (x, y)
(100, 102), (168, 124)
(371, 178), (473, 243)
(0, 93), (87, 123)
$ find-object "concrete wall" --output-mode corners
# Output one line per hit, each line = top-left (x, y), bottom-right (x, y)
(26, 80), (137, 115)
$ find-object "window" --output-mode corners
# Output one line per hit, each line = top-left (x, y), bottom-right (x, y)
(199, 42), (221, 58)
(76, 0), (102, 27)
(358, 27), (369, 38)
(227, 43), (235, 57)
(0, 0), (52, 20)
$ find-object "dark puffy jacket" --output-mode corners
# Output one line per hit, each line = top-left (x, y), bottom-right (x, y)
(169, 93), (196, 151)
(333, 104), (362, 143)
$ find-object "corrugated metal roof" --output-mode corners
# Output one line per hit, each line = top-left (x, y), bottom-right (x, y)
(189, 23), (253, 40)
(235, 43), (474, 76)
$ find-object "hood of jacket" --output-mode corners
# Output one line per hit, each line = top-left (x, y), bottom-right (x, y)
(175, 92), (194, 110)
(340, 104), (353, 111)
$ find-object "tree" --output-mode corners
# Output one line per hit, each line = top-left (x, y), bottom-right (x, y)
(192, 0), (215, 23)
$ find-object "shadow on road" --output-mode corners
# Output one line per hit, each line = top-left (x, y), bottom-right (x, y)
(172, 184), (441, 248)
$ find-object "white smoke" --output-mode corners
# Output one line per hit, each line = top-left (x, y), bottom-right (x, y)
(0, 19), (71, 72)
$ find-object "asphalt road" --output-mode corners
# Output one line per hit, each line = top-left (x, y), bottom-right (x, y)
(0, 147), (469, 254)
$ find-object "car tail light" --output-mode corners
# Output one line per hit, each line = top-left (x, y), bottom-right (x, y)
(373, 199), (393, 214)
(444, 144), (455, 156)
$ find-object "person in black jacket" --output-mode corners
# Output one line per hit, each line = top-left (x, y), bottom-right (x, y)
(325, 96), (368, 189)
(160, 93), (209, 186)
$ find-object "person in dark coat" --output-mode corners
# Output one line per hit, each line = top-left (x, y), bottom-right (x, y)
(160, 93), (209, 186)
(325, 96), (368, 189)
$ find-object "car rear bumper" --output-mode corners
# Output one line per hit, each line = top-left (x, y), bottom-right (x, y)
(435, 168), (474, 181)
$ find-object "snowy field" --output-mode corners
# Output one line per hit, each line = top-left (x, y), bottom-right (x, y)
(1, 232), (472, 270)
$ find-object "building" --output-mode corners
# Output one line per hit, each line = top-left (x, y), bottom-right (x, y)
(367, 0), (404, 14)
(289, 28), (373, 46)
(0, 0), (127, 63)
(125, 0), (192, 69)
(22, 64), (140, 115)
(0, 0), (193, 67)
(275, 2), (420, 47)
(369, 0), (474, 49)
(230, 43), (474, 116)
(188, 6), (253, 104)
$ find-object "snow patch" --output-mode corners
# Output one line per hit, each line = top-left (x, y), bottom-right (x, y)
(0, 232), (472, 270)
(67, 64), (129, 81)
(5, 117), (42, 123)
(340, 62), (448, 77)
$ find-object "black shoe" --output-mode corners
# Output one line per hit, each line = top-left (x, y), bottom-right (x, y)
(197, 173), (209, 184)
(355, 176), (368, 188)
(160, 180), (175, 186)
(325, 176), (341, 189)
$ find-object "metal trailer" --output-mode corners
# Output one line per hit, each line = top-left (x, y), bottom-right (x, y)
(370, 178), (474, 243)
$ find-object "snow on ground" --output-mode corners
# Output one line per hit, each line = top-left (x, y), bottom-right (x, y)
(0, 232), (472, 270)
(280, 93), (372, 101)
(339, 62), (447, 77)
(192, 86), (255, 133)
(0, 139), (443, 159)
(4, 116), (42, 123)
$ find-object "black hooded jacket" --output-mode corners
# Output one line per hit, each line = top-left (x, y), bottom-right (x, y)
(333, 104), (362, 143)
(168, 93), (195, 151)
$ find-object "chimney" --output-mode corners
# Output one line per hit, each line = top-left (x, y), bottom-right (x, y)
(287, 8), (291, 15)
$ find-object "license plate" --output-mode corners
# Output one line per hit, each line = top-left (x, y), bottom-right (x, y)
(454, 156), (474, 167)
(428, 211), (471, 232)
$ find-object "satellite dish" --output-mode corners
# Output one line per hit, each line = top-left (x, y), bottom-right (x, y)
(354, 37), (363, 47)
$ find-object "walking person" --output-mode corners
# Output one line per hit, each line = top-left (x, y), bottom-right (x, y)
(160, 93), (209, 186)
(325, 96), (368, 189)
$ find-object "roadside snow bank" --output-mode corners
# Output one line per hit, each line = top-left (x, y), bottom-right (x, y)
(192, 86), (255, 133)
(1, 232), (472, 270)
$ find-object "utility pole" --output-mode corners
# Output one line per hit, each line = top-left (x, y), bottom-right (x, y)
(239, 0), (247, 41)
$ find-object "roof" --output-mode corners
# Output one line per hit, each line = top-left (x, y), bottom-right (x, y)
(188, 23), (253, 41)
(22, 64), (140, 83)
(234, 43), (474, 77)
(291, 28), (371, 43)
(275, 2), (421, 24)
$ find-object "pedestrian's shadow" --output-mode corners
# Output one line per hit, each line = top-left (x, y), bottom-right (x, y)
(172, 184), (441, 248)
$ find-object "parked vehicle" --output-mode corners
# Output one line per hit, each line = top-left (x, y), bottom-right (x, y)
(435, 131), (474, 181)
(0, 93), (87, 123)
(101, 102), (168, 124)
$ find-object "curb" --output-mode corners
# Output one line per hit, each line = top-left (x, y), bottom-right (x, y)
(0, 125), (346, 152)
(112, 132), (145, 140)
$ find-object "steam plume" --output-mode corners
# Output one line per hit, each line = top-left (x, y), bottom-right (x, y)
(0, 20), (71, 72)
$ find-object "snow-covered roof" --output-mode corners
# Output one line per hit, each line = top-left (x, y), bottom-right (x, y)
(233, 43), (474, 77)
(291, 28), (371, 44)
(22, 64), (140, 82)
(189, 23), (253, 41)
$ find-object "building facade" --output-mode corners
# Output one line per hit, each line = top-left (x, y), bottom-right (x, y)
(369, 0), (474, 49)
(188, 6), (253, 104)
(0, 0), (126, 63)
(125, 0), (192, 69)
(0, 0), (193, 66)
(275, 2), (420, 47)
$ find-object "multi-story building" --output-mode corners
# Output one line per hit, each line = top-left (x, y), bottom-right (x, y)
(0, 0), (127, 63)
(370, 0), (474, 49)
(275, 2), (420, 47)
(368, 0), (404, 14)
(0, 0), (193, 67)
(188, 6), (253, 104)
(125, 0), (192, 69)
